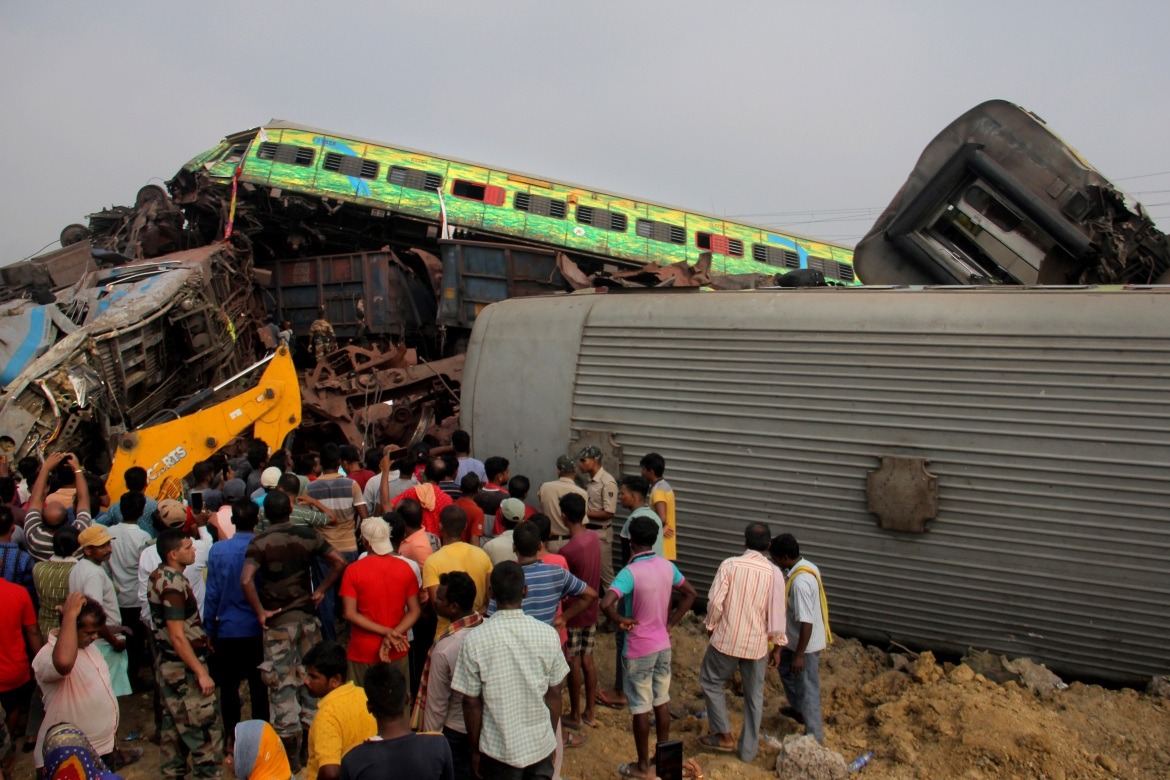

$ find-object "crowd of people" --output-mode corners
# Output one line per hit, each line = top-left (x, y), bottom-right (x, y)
(0, 429), (831, 780)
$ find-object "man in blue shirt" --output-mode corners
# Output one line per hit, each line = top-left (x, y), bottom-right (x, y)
(97, 466), (157, 535)
(487, 522), (597, 628)
(203, 499), (269, 741)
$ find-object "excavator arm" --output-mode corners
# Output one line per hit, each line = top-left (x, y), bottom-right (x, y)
(107, 345), (301, 502)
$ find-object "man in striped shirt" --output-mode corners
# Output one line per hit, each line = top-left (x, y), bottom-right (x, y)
(698, 522), (786, 763)
(21, 453), (92, 563)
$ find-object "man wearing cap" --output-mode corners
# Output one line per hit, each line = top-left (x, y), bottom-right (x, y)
(483, 498), (526, 567)
(538, 456), (588, 555)
(578, 446), (618, 590)
(253, 466), (283, 507)
(339, 517), (421, 686)
(69, 524), (132, 696)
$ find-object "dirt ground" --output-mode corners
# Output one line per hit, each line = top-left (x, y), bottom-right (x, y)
(11, 616), (1170, 779)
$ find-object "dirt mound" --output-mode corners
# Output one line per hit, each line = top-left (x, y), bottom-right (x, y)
(12, 619), (1169, 779)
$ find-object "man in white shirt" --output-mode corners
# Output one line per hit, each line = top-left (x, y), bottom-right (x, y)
(136, 499), (212, 625)
(482, 499), (524, 567)
(770, 533), (830, 744)
(69, 525), (132, 696)
(106, 493), (152, 690)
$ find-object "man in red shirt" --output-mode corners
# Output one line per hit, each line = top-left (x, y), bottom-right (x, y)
(391, 459), (453, 537)
(454, 475), (486, 547)
(557, 493), (602, 731)
(339, 518), (422, 687)
(0, 576), (42, 776)
(341, 446), (377, 492)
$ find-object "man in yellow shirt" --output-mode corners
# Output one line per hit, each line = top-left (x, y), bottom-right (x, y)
(640, 453), (677, 561)
(422, 506), (492, 638)
(303, 641), (376, 780)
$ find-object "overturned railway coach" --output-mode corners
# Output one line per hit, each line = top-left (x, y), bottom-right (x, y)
(461, 286), (1170, 684)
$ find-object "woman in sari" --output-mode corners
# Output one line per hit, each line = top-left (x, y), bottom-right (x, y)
(40, 723), (121, 780)
(230, 720), (292, 780)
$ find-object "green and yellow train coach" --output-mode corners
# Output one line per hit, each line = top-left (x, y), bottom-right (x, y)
(178, 121), (858, 284)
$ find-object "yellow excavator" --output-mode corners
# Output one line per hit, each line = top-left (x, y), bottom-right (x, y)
(107, 345), (301, 502)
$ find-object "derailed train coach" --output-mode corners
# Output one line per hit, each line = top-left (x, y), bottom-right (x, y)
(852, 100), (1170, 286)
(460, 285), (1170, 684)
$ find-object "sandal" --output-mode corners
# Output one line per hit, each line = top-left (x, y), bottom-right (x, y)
(564, 730), (587, 748)
(563, 718), (585, 731)
(596, 689), (626, 709)
(698, 734), (735, 753)
(582, 714), (600, 728)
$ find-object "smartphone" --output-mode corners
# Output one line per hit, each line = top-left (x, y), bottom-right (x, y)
(189, 490), (204, 513)
(656, 739), (683, 780)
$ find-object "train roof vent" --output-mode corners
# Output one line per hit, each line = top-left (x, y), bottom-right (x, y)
(756, 244), (802, 269)
(838, 262), (856, 282)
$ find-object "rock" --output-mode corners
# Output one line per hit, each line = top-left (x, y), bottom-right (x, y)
(774, 734), (849, 780)
(1155, 749), (1170, 764)
(949, 663), (975, 683)
(1147, 675), (1170, 700)
(1002, 657), (1068, 694)
(891, 653), (913, 673)
(910, 651), (937, 683)
(961, 648), (1018, 684)
(1096, 754), (1118, 773)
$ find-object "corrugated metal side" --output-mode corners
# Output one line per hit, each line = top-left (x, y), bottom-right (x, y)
(565, 288), (1169, 681)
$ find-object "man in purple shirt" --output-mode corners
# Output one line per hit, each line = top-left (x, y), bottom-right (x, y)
(557, 493), (600, 731)
(600, 516), (696, 780)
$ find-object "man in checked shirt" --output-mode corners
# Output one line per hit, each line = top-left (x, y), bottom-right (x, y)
(698, 522), (787, 762)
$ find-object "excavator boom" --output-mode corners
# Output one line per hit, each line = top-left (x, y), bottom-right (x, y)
(107, 346), (301, 502)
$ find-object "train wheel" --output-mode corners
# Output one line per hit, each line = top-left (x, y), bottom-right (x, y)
(135, 184), (168, 208)
(59, 223), (88, 247)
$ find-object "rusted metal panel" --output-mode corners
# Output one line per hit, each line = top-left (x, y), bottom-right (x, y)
(867, 456), (939, 533)
(462, 286), (1170, 683)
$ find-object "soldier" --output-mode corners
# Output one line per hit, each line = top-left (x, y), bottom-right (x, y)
(241, 490), (347, 772)
(147, 528), (223, 778)
(310, 307), (336, 362)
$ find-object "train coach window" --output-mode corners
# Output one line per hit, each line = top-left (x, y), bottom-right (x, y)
(323, 152), (380, 180)
(514, 192), (567, 219)
(696, 232), (743, 257)
(222, 144), (248, 164)
(576, 206), (628, 232)
(389, 166), (444, 192)
(452, 179), (506, 205)
(636, 219), (686, 244)
(256, 142), (316, 167)
(752, 244), (800, 268)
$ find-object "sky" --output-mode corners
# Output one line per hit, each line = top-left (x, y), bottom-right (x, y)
(2, 2), (1169, 265)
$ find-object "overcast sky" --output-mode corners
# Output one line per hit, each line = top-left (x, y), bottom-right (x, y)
(2, 2), (1168, 265)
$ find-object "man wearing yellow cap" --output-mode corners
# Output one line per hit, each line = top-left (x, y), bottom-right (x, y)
(69, 525), (132, 696)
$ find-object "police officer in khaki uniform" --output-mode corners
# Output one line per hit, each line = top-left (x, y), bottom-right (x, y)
(577, 446), (618, 590)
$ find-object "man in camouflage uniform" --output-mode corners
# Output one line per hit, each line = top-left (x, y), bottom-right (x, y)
(310, 308), (336, 363)
(241, 490), (347, 771)
(147, 529), (223, 778)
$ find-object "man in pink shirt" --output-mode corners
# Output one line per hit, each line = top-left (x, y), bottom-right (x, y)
(601, 517), (696, 780)
(698, 522), (786, 762)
